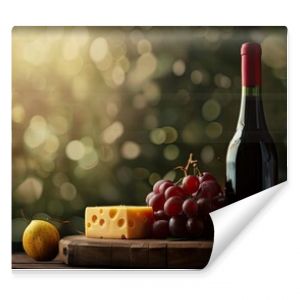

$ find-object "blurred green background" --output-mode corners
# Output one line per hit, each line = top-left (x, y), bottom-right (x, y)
(12, 27), (287, 242)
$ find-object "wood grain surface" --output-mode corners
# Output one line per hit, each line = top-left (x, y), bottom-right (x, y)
(12, 253), (72, 269)
(59, 235), (213, 269)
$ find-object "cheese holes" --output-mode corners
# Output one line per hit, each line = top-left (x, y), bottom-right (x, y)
(99, 219), (105, 226)
(128, 219), (135, 228)
(109, 208), (117, 219)
(117, 218), (125, 227)
(87, 222), (91, 228)
(99, 208), (103, 214)
(92, 215), (97, 223)
(121, 234), (126, 239)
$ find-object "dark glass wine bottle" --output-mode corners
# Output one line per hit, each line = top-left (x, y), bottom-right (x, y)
(225, 42), (278, 203)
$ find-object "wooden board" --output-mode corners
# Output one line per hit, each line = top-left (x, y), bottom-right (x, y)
(12, 253), (72, 269)
(59, 235), (213, 269)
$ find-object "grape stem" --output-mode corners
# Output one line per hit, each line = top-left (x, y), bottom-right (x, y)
(175, 153), (198, 177)
(175, 177), (183, 185)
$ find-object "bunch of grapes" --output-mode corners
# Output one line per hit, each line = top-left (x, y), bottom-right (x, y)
(145, 154), (225, 239)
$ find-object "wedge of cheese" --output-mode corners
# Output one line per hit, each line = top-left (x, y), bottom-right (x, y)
(85, 206), (154, 239)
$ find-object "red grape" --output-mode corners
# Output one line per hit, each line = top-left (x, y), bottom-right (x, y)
(164, 196), (183, 217)
(149, 192), (165, 211)
(146, 191), (155, 204)
(182, 198), (198, 218)
(152, 220), (169, 239)
(158, 181), (174, 194)
(199, 172), (216, 184)
(182, 175), (200, 195)
(165, 185), (186, 200)
(153, 180), (165, 193)
(154, 210), (169, 221)
(196, 198), (211, 215)
(212, 195), (226, 210)
(149, 161), (221, 240)
(186, 218), (204, 238)
(169, 216), (188, 238)
(198, 180), (221, 200)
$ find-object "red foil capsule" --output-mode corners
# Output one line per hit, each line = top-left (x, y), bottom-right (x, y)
(241, 42), (261, 87)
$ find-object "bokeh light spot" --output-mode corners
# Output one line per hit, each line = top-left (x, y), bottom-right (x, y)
(66, 140), (85, 161)
(262, 34), (286, 69)
(106, 102), (119, 117)
(70, 27), (90, 47)
(101, 121), (124, 144)
(79, 149), (99, 170)
(23, 39), (49, 66)
(89, 37), (109, 63)
(163, 127), (178, 144)
(202, 99), (221, 121)
(112, 66), (125, 86)
(98, 145), (115, 162)
(205, 122), (223, 139)
(116, 56), (130, 72)
(182, 121), (203, 145)
(214, 73), (231, 88)
(24, 115), (48, 148)
(172, 59), (186, 76)
(135, 53), (157, 82)
(52, 172), (68, 187)
(95, 52), (113, 71)
(205, 29), (220, 43)
(143, 81), (161, 104)
(43, 134), (60, 154)
(62, 38), (79, 61)
(191, 70), (204, 84)
(150, 128), (166, 145)
(128, 52), (157, 86)
(149, 172), (161, 185)
(48, 115), (69, 135)
(137, 39), (152, 55)
(12, 104), (26, 123)
(60, 182), (77, 201)
(163, 145), (180, 161)
(15, 177), (43, 204)
(163, 170), (176, 181)
(121, 141), (141, 160)
(201, 145), (215, 164)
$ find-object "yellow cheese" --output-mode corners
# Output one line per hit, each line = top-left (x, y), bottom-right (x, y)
(85, 206), (154, 239)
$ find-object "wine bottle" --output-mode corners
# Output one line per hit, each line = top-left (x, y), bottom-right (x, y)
(225, 42), (278, 203)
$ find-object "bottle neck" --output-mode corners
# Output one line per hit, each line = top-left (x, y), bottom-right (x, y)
(237, 86), (267, 130)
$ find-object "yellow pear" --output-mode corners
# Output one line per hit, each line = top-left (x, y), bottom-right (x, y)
(22, 220), (60, 261)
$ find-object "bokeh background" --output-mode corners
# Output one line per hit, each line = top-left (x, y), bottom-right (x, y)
(12, 27), (287, 244)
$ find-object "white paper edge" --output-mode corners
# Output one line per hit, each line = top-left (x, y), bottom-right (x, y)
(208, 181), (287, 265)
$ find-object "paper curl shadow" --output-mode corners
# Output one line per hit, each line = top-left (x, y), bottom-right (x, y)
(207, 181), (287, 267)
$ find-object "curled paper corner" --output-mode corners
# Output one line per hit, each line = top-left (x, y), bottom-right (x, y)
(207, 181), (287, 267)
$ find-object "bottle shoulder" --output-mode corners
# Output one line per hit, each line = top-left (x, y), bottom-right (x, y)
(230, 126), (275, 143)
(227, 128), (277, 160)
